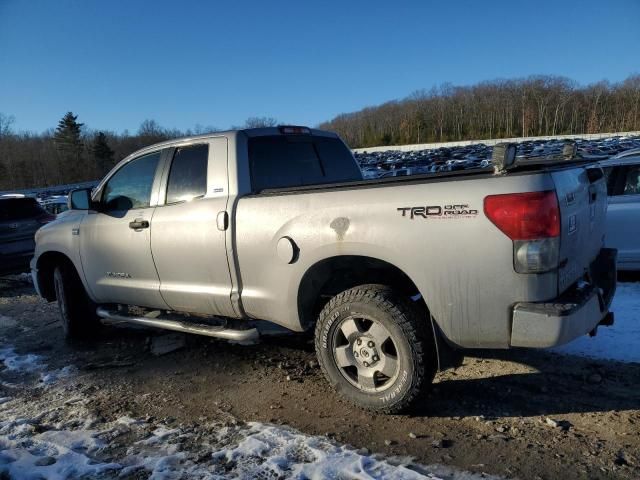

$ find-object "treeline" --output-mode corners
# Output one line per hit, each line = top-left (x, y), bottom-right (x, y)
(3, 74), (640, 189)
(0, 114), (277, 190)
(320, 75), (640, 148)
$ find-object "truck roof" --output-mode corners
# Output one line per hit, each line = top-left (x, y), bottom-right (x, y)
(93, 127), (344, 196)
(126, 126), (337, 159)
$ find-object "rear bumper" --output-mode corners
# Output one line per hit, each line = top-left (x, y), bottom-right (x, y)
(510, 248), (617, 348)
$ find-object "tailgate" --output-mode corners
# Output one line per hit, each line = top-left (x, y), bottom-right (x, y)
(551, 166), (608, 293)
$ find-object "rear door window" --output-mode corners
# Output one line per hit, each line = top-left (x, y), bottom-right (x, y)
(165, 144), (209, 204)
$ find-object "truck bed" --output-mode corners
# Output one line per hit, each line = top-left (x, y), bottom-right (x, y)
(234, 159), (608, 349)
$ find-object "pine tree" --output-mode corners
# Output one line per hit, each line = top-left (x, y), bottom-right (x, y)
(92, 131), (115, 175)
(54, 112), (83, 150)
(54, 112), (85, 182)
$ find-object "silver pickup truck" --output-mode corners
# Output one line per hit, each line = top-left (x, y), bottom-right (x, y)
(31, 126), (616, 413)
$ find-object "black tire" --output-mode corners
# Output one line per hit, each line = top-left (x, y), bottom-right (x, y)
(314, 284), (436, 414)
(53, 262), (100, 340)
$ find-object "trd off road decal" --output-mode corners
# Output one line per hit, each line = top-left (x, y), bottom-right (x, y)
(397, 204), (478, 219)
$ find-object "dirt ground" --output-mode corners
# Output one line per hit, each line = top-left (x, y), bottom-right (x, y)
(1, 275), (639, 480)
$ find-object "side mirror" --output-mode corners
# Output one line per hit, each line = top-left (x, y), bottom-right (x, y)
(68, 188), (93, 210)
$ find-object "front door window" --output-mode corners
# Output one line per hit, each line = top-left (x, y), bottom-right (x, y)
(102, 152), (161, 211)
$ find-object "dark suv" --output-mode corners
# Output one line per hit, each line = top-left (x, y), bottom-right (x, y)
(0, 196), (55, 276)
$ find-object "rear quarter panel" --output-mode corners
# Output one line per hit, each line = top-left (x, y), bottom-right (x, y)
(235, 172), (557, 348)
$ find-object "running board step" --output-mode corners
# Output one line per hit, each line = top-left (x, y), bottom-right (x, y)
(96, 307), (259, 343)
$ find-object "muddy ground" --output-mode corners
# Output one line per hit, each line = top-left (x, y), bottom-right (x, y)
(1, 275), (639, 480)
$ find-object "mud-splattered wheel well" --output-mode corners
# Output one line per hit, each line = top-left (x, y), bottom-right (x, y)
(297, 256), (425, 331)
(36, 252), (76, 301)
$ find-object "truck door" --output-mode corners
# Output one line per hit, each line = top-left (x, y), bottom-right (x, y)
(150, 137), (236, 317)
(79, 150), (169, 308)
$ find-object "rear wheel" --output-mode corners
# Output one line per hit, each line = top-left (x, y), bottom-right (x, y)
(53, 263), (100, 340)
(315, 284), (436, 413)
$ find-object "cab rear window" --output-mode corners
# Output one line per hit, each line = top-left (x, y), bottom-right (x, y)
(248, 136), (362, 192)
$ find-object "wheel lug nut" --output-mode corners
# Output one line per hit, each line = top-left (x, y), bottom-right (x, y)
(372, 355), (379, 362)
(363, 361), (370, 367)
(367, 341), (374, 348)
(356, 338), (362, 346)
(354, 352), (359, 358)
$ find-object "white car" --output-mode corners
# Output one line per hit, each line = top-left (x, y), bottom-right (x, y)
(600, 149), (640, 271)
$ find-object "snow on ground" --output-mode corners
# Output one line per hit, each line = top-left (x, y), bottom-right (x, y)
(0, 344), (77, 386)
(2, 279), (636, 478)
(554, 282), (640, 363)
(0, 333), (498, 479)
(210, 423), (494, 480)
(0, 345), (45, 373)
(0, 393), (498, 480)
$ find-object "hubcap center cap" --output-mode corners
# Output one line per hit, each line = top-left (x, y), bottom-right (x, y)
(352, 336), (380, 367)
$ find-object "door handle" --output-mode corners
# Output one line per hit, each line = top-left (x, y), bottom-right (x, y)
(129, 219), (149, 230)
(217, 211), (229, 231)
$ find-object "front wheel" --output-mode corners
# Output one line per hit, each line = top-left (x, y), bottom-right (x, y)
(314, 284), (436, 414)
(53, 263), (101, 340)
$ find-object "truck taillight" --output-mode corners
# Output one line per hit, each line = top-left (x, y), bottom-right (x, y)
(484, 191), (560, 240)
(484, 191), (561, 273)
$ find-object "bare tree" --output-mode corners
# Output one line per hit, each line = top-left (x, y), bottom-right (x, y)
(321, 74), (640, 148)
(138, 119), (165, 137)
(244, 116), (278, 128)
(2, 75), (640, 190)
(0, 112), (15, 138)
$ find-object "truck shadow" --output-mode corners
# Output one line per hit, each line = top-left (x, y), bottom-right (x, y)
(4, 276), (637, 421)
(57, 325), (640, 420)
(413, 348), (640, 419)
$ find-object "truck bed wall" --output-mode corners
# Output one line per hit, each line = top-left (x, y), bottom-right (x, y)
(234, 172), (558, 349)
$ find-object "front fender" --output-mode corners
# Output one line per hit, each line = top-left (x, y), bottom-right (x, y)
(32, 211), (96, 301)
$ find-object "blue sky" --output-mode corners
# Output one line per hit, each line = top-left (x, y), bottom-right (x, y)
(1, 0), (638, 134)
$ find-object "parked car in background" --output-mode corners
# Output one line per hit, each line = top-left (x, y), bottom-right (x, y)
(0, 193), (27, 198)
(1, 196), (55, 275)
(41, 195), (69, 216)
(600, 148), (640, 271)
(354, 135), (640, 178)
